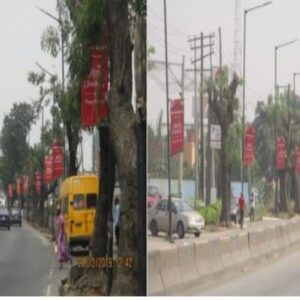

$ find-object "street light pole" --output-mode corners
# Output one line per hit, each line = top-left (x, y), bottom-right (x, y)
(242, 1), (272, 195)
(163, 0), (173, 243)
(274, 39), (297, 215)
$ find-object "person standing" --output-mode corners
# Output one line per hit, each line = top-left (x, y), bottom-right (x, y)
(55, 207), (71, 269)
(238, 193), (246, 229)
(113, 197), (120, 247)
(249, 192), (255, 222)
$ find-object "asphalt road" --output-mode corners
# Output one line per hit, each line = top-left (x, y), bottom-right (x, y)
(185, 244), (300, 296)
(0, 222), (68, 296)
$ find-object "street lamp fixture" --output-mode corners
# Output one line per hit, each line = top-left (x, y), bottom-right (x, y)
(274, 39), (298, 215)
(241, 1), (272, 194)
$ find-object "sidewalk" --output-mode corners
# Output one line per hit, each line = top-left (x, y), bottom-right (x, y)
(147, 216), (287, 252)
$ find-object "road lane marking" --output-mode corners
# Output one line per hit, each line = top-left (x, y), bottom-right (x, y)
(46, 284), (52, 296)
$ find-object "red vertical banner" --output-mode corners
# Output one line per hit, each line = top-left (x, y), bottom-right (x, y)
(170, 99), (184, 156)
(22, 175), (29, 196)
(52, 140), (64, 179)
(35, 172), (42, 195)
(16, 178), (22, 197)
(44, 155), (53, 185)
(8, 184), (14, 198)
(295, 146), (300, 173)
(276, 136), (286, 170)
(243, 125), (255, 166)
(81, 47), (109, 127)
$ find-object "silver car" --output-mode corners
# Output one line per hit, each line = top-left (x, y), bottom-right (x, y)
(148, 198), (205, 238)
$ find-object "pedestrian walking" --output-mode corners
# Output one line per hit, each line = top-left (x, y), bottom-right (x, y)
(55, 207), (72, 269)
(238, 193), (246, 229)
(113, 197), (120, 247)
(249, 192), (255, 222)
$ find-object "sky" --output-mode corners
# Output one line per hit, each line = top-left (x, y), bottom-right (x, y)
(0, 0), (93, 171)
(148, 0), (300, 127)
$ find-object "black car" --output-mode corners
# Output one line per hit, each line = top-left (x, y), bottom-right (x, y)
(0, 208), (10, 230)
(10, 208), (22, 227)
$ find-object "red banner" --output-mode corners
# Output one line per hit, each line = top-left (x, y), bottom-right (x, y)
(44, 155), (53, 185)
(81, 47), (109, 127)
(8, 184), (14, 198)
(170, 99), (184, 156)
(276, 136), (286, 170)
(295, 146), (300, 173)
(52, 140), (64, 179)
(35, 172), (42, 195)
(16, 178), (22, 197)
(243, 125), (255, 166)
(22, 175), (29, 196)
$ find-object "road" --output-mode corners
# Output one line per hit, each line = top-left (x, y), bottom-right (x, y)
(0, 222), (68, 296)
(185, 245), (300, 296)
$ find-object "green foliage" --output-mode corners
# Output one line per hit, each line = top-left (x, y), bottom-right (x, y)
(0, 103), (36, 189)
(41, 26), (60, 57)
(198, 200), (222, 225)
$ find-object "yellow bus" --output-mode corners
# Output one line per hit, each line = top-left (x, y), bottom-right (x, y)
(60, 174), (99, 250)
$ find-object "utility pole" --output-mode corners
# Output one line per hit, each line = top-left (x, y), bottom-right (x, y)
(179, 56), (185, 197)
(188, 32), (214, 205)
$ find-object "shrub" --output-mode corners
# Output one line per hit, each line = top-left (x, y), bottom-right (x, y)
(198, 200), (222, 225)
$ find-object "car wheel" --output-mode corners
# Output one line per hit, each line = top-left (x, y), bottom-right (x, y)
(7, 225), (10, 231)
(19, 222), (22, 227)
(194, 231), (200, 238)
(177, 222), (185, 239)
(150, 220), (158, 236)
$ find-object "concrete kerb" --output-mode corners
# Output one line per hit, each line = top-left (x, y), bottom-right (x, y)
(159, 245), (183, 296)
(237, 231), (251, 267)
(248, 229), (262, 263)
(178, 242), (199, 291)
(194, 239), (214, 282)
(147, 249), (165, 296)
(208, 238), (224, 279)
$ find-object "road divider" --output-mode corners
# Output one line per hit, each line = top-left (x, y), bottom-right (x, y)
(148, 217), (300, 296)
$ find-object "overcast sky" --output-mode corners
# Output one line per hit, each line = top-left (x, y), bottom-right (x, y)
(0, 0), (93, 171)
(148, 0), (300, 127)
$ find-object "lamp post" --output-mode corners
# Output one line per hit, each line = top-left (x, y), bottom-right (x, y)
(37, 6), (66, 178)
(242, 1), (272, 194)
(274, 39), (297, 214)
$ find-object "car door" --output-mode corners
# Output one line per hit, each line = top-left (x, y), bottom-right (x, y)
(154, 200), (167, 232)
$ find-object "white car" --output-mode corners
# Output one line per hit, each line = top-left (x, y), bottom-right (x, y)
(148, 197), (205, 238)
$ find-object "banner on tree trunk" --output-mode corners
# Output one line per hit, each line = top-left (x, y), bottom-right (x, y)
(44, 155), (53, 185)
(16, 178), (22, 197)
(295, 146), (300, 173)
(170, 99), (184, 156)
(8, 184), (14, 199)
(243, 125), (255, 166)
(52, 139), (64, 179)
(35, 172), (42, 195)
(81, 47), (109, 127)
(22, 175), (29, 196)
(276, 136), (286, 170)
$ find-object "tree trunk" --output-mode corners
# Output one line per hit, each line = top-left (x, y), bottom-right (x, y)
(66, 121), (79, 176)
(279, 170), (288, 212)
(220, 127), (230, 225)
(91, 125), (115, 274)
(107, 0), (139, 295)
(134, 15), (146, 296)
(294, 173), (300, 213)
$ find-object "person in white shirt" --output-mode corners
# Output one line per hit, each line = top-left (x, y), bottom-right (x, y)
(249, 192), (255, 222)
(113, 197), (120, 247)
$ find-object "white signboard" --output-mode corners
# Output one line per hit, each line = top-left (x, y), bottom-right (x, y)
(210, 124), (221, 149)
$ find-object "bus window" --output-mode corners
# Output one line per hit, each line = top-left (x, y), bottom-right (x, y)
(73, 194), (85, 210)
(86, 193), (97, 208)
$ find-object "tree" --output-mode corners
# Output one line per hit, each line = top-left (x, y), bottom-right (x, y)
(207, 68), (240, 225)
(0, 103), (36, 191)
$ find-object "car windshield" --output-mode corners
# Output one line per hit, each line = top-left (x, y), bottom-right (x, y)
(174, 201), (193, 212)
(0, 209), (8, 214)
(148, 186), (160, 197)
